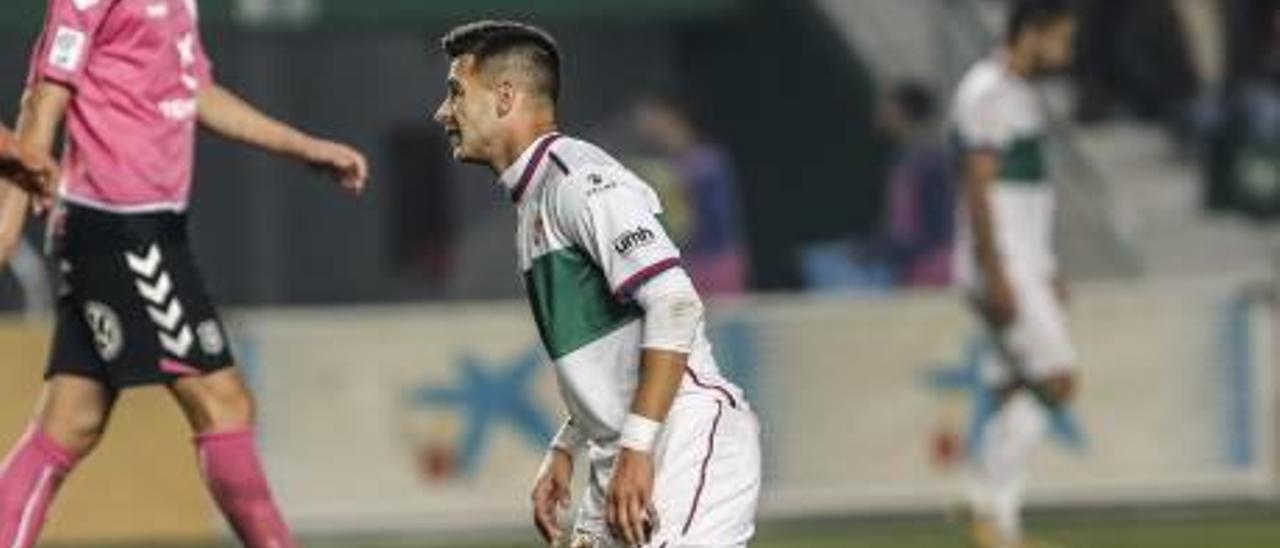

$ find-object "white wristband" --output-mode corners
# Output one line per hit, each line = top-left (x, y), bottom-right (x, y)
(619, 413), (662, 453)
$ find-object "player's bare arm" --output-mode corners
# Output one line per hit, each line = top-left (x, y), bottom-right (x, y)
(0, 83), (71, 266)
(0, 125), (35, 188)
(0, 125), (13, 163)
(0, 185), (29, 267)
(962, 150), (1016, 327)
(0, 86), (67, 204)
(609, 348), (687, 546)
(196, 84), (369, 194)
(606, 272), (706, 546)
(0, 125), (55, 197)
(0, 125), (29, 266)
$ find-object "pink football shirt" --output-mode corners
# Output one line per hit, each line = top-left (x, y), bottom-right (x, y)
(28, 0), (214, 212)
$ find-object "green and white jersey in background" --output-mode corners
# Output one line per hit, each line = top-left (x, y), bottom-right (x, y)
(500, 133), (746, 445)
(952, 54), (1058, 287)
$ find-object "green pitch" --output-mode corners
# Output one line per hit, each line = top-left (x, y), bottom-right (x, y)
(751, 515), (1280, 548)
(65, 512), (1280, 548)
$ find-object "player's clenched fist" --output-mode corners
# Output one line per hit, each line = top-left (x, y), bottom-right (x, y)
(606, 448), (658, 547)
(302, 138), (368, 195)
(532, 448), (575, 546)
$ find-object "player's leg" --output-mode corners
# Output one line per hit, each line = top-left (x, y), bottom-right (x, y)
(567, 397), (760, 548)
(0, 279), (122, 548)
(969, 277), (1075, 547)
(168, 367), (296, 548)
(647, 396), (761, 548)
(968, 385), (1048, 548)
(161, 248), (294, 548)
(0, 375), (117, 548)
(146, 239), (294, 548)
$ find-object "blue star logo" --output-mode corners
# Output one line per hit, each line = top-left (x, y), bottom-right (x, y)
(408, 347), (555, 476)
(923, 335), (1087, 456)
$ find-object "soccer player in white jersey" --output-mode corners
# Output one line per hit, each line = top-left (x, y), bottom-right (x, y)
(431, 21), (761, 548)
(952, 1), (1078, 546)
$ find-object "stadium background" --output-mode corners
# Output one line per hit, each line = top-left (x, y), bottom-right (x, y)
(2, 0), (1280, 546)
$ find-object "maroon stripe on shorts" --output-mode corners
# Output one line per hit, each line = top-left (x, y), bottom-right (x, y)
(685, 367), (739, 409)
(681, 400), (725, 536)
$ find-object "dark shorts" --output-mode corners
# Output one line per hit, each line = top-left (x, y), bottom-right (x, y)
(46, 203), (234, 389)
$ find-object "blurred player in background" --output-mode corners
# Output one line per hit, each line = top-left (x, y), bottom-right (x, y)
(432, 21), (760, 548)
(634, 93), (749, 298)
(0, 1), (367, 546)
(952, 0), (1078, 546)
(873, 81), (954, 288)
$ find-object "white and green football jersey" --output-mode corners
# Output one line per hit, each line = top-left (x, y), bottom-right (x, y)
(952, 55), (1058, 286)
(499, 133), (746, 445)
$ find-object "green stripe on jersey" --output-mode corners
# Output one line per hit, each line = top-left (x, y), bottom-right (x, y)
(524, 247), (642, 359)
(999, 136), (1048, 184)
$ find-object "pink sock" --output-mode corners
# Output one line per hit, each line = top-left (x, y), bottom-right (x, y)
(0, 424), (80, 548)
(196, 429), (296, 548)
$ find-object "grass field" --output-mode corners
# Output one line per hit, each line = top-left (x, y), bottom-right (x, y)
(66, 511), (1280, 548)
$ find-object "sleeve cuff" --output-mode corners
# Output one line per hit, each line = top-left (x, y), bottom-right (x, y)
(613, 257), (681, 301)
(550, 419), (588, 453)
(28, 72), (79, 91)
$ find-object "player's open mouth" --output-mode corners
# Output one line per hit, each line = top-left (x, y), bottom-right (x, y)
(446, 129), (462, 147)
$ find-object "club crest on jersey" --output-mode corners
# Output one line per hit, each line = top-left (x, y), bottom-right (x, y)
(613, 226), (656, 256)
(84, 301), (124, 362)
(48, 27), (87, 72)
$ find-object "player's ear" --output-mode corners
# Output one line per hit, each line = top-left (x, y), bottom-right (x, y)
(495, 80), (516, 118)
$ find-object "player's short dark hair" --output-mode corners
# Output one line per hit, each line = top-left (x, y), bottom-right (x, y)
(439, 20), (561, 102)
(889, 81), (936, 124)
(1006, 0), (1076, 44)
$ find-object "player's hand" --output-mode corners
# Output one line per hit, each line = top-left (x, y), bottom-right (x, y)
(606, 448), (657, 547)
(531, 448), (574, 546)
(302, 138), (368, 196)
(981, 274), (1017, 328)
(0, 133), (58, 207)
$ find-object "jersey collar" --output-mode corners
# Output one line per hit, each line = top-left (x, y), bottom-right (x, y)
(500, 132), (563, 203)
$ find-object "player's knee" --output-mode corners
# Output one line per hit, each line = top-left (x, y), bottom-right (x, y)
(173, 369), (256, 433)
(1039, 373), (1076, 408)
(38, 401), (109, 456)
(36, 377), (114, 455)
(197, 386), (255, 433)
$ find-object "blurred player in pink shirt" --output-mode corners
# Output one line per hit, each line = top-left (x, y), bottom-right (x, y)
(0, 1), (368, 547)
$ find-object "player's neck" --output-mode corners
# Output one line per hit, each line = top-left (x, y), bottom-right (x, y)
(1004, 45), (1036, 79)
(491, 118), (560, 175)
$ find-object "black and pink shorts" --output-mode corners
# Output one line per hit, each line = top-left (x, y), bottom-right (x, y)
(46, 203), (234, 389)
